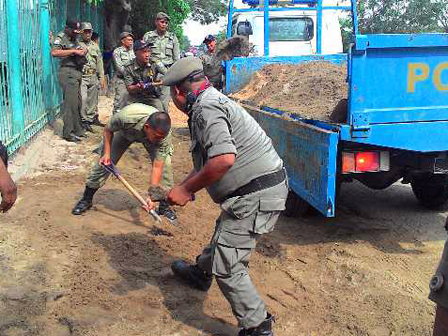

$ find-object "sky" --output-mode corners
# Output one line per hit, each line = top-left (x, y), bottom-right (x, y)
(182, 0), (351, 46)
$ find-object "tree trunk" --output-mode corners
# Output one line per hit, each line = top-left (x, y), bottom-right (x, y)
(104, 0), (132, 52)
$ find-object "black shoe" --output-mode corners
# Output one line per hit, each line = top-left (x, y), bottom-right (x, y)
(157, 201), (177, 222)
(238, 313), (275, 336)
(72, 198), (93, 215)
(83, 123), (95, 133)
(92, 116), (105, 127)
(171, 260), (213, 292)
(64, 135), (81, 143)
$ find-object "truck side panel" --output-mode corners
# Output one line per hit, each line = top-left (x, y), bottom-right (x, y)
(246, 106), (339, 217)
(347, 34), (448, 150)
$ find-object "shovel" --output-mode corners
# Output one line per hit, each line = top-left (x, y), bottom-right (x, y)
(101, 162), (162, 224)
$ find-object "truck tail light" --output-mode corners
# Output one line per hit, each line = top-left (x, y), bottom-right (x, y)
(342, 151), (389, 174)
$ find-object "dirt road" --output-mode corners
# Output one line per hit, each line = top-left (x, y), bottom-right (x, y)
(0, 97), (445, 336)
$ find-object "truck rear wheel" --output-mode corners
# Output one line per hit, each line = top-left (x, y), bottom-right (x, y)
(411, 174), (448, 210)
(283, 190), (310, 217)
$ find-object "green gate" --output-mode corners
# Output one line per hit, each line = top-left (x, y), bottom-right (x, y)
(0, 0), (104, 154)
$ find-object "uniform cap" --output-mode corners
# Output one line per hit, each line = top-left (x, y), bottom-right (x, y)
(156, 12), (170, 21)
(120, 31), (134, 39)
(66, 19), (81, 33)
(203, 34), (216, 44)
(163, 57), (204, 86)
(80, 22), (93, 31)
(133, 40), (152, 51)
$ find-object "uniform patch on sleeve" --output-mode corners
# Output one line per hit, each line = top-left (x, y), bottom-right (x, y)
(53, 38), (62, 46)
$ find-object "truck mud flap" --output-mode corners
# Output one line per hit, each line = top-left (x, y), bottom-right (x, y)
(247, 107), (339, 217)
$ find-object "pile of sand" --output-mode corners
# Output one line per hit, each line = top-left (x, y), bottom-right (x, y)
(231, 62), (348, 122)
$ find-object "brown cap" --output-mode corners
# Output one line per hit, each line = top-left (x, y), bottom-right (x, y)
(156, 12), (170, 21)
(163, 57), (204, 86)
(120, 31), (134, 39)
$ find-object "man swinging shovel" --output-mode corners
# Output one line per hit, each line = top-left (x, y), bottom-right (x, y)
(72, 103), (177, 222)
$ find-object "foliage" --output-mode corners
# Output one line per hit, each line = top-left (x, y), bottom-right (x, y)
(186, 0), (227, 25)
(85, 0), (103, 5)
(339, 0), (447, 52)
(129, 0), (190, 40)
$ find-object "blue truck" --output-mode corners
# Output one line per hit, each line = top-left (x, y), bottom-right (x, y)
(224, 0), (448, 217)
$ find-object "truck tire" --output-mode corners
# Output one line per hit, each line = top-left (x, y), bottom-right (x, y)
(283, 190), (310, 217)
(411, 174), (448, 210)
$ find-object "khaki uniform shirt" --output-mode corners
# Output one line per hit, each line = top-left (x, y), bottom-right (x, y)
(201, 50), (222, 88)
(52, 30), (85, 69)
(113, 46), (135, 78)
(107, 103), (172, 160)
(123, 59), (161, 102)
(189, 87), (283, 203)
(79, 40), (104, 79)
(143, 30), (180, 74)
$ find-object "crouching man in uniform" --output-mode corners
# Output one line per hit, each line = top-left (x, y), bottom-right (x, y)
(430, 220), (448, 336)
(163, 57), (288, 336)
(71, 103), (177, 221)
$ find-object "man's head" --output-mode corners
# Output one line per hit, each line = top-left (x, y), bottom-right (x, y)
(133, 40), (151, 64)
(143, 112), (171, 143)
(80, 22), (93, 42)
(203, 35), (217, 53)
(65, 19), (80, 38)
(163, 57), (206, 113)
(120, 31), (134, 49)
(155, 12), (170, 34)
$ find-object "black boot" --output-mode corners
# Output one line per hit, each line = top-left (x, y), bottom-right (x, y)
(72, 187), (98, 215)
(83, 122), (95, 133)
(171, 260), (213, 292)
(157, 200), (177, 222)
(92, 116), (105, 127)
(238, 313), (275, 336)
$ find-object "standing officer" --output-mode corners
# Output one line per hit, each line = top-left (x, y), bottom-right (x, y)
(71, 103), (177, 222)
(143, 12), (180, 112)
(123, 40), (163, 111)
(112, 32), (135, 114)
(163, 57), (288, 336)
(51, 19), (87, 143)
(430, 220), (448, 336)
(79, 22), (106, 132)
(200, 35), (223, 91)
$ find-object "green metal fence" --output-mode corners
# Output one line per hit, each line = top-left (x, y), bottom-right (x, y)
(0, 0), (103, 154)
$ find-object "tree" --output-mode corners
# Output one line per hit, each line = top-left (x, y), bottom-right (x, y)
(186, 0), (227, 25)
(339, 0), (447, 52)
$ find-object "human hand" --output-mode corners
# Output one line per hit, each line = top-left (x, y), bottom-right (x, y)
(0, 179), (17, 213)
(142, 197), (156, 212)
(167, 185), (194, 206)
(73, 48), (86, 56)
(99, 155), (111, 166)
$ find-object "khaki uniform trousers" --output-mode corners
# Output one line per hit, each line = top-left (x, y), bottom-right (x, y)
(196, 180), (288, 329)
(85, 131), (174, 190)
(58, 67), (84, 138)
(80, 74), (99, 123)
(159, 85), (171, 113)
(113, 77), (129, 114)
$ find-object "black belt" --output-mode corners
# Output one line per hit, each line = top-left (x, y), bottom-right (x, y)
(225, 168), (286, 200)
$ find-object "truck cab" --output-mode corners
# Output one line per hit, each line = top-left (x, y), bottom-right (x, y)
(231, 8), (343, 56)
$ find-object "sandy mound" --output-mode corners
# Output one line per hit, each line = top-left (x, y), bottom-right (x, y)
(231, 62), (348, 122)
